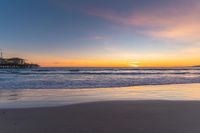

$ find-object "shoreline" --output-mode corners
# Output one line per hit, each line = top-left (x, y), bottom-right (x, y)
(2, 84), (200, 133)
(1, 100), (200, 133)
(2, 83), (200, 108)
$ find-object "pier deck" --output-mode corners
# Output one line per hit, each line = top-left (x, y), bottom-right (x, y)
(0, 64), (39, 69)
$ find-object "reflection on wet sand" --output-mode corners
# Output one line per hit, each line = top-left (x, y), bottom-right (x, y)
(1, 83), (200, 108)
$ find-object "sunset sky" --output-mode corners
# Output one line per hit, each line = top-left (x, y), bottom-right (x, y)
(1, 0), (200, 67)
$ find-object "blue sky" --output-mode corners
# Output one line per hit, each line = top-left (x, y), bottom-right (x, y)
(1, 0), (200, 67)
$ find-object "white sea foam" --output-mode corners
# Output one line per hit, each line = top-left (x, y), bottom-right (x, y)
(0, 67), (200, 89)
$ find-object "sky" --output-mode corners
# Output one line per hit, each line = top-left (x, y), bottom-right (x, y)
(1, 0), (200, 67)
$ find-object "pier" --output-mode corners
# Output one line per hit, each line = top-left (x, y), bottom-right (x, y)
(0, 63), (39, 69)
(0, 50), (39, 69)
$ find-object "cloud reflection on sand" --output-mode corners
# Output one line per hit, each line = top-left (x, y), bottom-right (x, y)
(1, 83), (200, 108)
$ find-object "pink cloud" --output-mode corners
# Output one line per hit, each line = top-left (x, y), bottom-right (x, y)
(87, 2), (200, 40)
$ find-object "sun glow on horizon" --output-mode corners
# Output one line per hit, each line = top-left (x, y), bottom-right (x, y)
(37, 58), (200, 67)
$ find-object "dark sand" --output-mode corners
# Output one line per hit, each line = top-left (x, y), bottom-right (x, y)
(1, 101), (200, 133)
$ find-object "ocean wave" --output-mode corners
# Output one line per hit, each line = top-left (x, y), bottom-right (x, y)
(1, 67), (200, 89)
(3, 71), (199, 75)
(1, 76), (200, 89)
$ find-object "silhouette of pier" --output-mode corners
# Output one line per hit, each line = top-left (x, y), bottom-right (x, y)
(0, 50), (39, 69)
(0, 63), (39, 69)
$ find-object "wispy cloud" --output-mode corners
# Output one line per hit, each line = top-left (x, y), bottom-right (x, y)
(88, 35), (111, 40)
(87, 1), (200, 41)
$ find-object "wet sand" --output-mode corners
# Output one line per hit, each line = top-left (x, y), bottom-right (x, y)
(2, 83), (200, 108)
(1, 100), (200, 133)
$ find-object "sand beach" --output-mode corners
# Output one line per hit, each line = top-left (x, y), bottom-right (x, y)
(1, 100), (200, 133)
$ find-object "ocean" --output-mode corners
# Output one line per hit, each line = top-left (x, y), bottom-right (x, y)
(1, 67), (200, 89)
